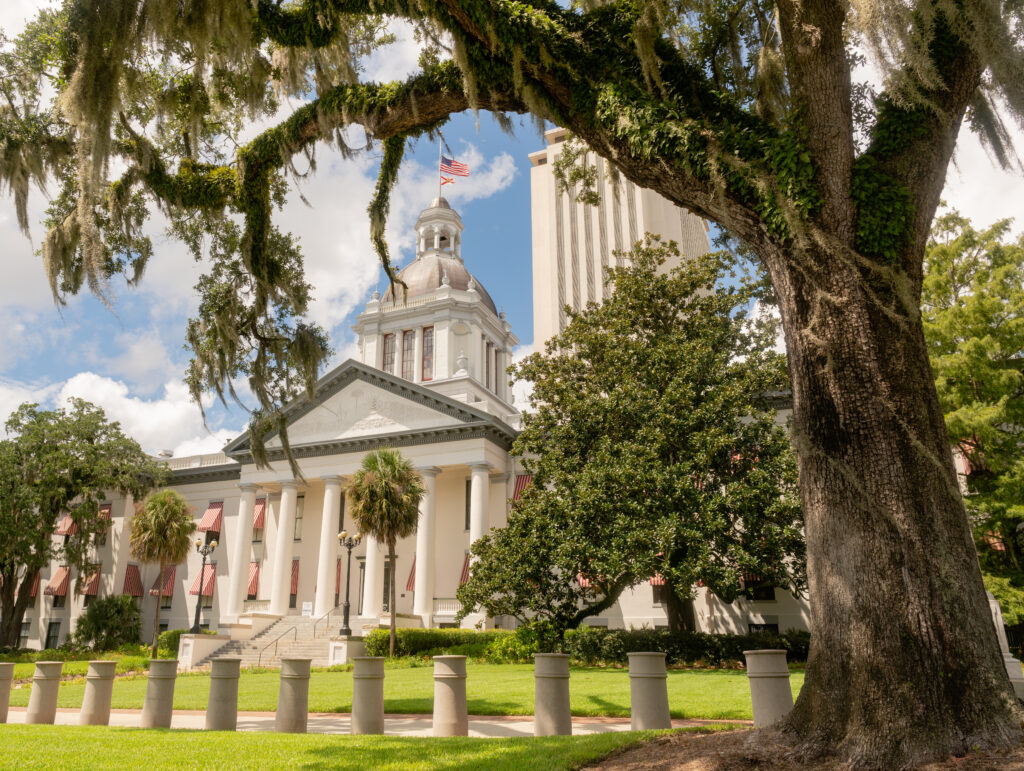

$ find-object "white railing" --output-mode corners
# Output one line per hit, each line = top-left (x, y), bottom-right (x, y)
(164, 452), (235, 470)
(433, 598), (462, 615)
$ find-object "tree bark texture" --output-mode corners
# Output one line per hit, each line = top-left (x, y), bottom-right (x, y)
(763, 244), (1023, 767)
(0, 570), (35, 648)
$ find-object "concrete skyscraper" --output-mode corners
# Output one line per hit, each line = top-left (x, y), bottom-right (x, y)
(529, 128), (711, 345)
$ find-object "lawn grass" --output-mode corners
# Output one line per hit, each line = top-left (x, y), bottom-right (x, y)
(7, 663), (804, 720)
(9, 655), (150, 682)
(0, 724), (667, 770)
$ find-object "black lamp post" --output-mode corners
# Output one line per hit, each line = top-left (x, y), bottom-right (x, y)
(190, 538), (217, 634)
(337, 530), (362, 637)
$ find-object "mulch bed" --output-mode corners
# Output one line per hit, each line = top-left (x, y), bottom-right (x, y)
(583, 729), (1024, 770)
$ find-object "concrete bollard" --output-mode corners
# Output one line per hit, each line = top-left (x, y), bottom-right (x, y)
(743, 649), (794, 728)
(205, 658), (241, 731)
(628, 652), (672, 730)
(25, 661), (63, 725)
(432, 655), (468, 736)
(351, 657), (385, 735)
(0, 662), (13, 723)
(140, 659), (178, 728)
(534, 653), (572, 736)
(275, 659), (311, 733)
(79, 661), (117, 726)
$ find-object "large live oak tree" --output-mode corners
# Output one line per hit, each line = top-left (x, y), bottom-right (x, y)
(2, 0), (1023, 765)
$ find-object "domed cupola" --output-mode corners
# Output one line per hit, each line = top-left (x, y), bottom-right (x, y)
(383, 197), (498, 314)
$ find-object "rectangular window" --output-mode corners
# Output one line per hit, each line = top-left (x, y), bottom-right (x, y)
(465, 478), (472, 531)
(252, 526), (263, 543)
(293, 496), (305, 541)
(45, 621), (60, 649)
(652, 584), (669, 607)
(494, 347), (501, 394)
(52, 594), (66, 609)
(382, 333), (396, 374)
(749, 622), (779, 635)
(382, 562), (392, 613)
(159, 621), (169, 635)
(19, 621), (30, 648)
(749, 585), (776, 602)
(421, 327), (434, 381)
(83, 594), (96, 608)
(401, 330), (416, 380)
(202, 593), (213, 609)
(289, 592), (297, 609)
(485, 342), (492, 391)
(161, 593), (172, 610)
(357, 559), (366, 616)
(338, 494), (346, 537)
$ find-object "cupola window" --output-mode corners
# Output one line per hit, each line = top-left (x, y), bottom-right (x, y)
(382, 334), (396, 374)
(402, 330), (416, 380)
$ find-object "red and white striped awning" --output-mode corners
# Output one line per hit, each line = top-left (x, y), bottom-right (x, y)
(649, 573), (665, 586)
(44, 566), (70, 597)
(27, 572), (39, 599)
(512, 474), (533, 501)
(55, 515), (77, 536)
(149, 565), (176, 597)
(406, 556), (416, 592)
(253, 498), (267, 529)
(190, 563), (216, 596)
(247, 561), (260, 596)
(742, 572), (764, 585)
(335, 558), (342, 594)
(290, 559), (300, 594)
(984, 531), (1006, 551)
(99, 503), (112, 519)
(459, 554), (470, 585)
(197, 502), (224, 533)
(122, 564), (143, 597)
(82, 564), (102, 596)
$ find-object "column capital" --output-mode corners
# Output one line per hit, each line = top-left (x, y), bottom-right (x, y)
(278, 479), (299, 490)
(238, 482), (260, 492)
(468, 462), (491, 472)
(320, 475), (346, 485)
(489, 471), (510, 483)
(416, 466), (442, 477)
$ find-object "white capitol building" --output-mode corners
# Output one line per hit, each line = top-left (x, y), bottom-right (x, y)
(19, 133), (810, 656)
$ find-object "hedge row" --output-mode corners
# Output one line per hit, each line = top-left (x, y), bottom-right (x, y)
(362, 626), (810, 665)
(560, 627), (810, 666)
(363, 628), (509, 658)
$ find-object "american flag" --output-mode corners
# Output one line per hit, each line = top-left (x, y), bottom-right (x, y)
(440, 155), (470, 177)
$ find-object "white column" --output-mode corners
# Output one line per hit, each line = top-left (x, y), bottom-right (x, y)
(314, 476), (343, 618)
(269, 481), (299, 617)
(362, 535), (384, 620)
(225, 484), (258, 621)
(468, 463), (491, 550)
(413, 328), (424, 383)
(414, 467), (440, 627)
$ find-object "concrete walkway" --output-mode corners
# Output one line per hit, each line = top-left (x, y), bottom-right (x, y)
(5, 707), (747, 737)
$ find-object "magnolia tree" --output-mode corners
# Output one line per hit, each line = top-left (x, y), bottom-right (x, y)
(457, 240), (804, 640)
(0, 400), (162, 647)
(2, 0), (1024, 764)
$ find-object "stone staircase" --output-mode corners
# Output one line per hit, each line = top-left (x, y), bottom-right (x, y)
(196, 615), (337, 669)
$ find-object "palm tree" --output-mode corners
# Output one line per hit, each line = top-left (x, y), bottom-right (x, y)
(347, 448), (425, 657)
(130, 489), (196, 657)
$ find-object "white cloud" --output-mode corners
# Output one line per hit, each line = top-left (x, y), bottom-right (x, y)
(0, 377), (60, 433)
(55, 373), (242, 456)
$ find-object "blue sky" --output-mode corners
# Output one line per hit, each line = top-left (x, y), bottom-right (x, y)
(1, 4), (1022, 456)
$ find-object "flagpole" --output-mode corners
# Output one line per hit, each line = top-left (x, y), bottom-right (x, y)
(437, 140), (442, 201)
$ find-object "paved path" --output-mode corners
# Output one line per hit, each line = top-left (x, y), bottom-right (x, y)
(5, 707), (747, 737)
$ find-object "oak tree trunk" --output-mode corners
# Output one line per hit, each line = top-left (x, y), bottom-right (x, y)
(0, 569), (35, 648)
(765, 244), (1023, 767)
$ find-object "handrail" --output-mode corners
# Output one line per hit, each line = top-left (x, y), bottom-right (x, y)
(257, 624), (298, 667)
(312, 604), (342, 639)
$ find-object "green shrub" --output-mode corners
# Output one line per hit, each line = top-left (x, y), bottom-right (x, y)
(484, 625), (539, 663)
(363, 628), (510, 658)
(71, 596), (142, 651)
(156, 627), (217, 657)
(562, 627), (811, 666)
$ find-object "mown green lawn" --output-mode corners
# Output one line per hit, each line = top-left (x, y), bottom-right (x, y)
(0, 724), (667, 770)
(9, 656), (150, 682)
(7, 663), (803, 720)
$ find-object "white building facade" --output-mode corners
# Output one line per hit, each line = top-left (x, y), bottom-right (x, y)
(17, 196), (808, 652)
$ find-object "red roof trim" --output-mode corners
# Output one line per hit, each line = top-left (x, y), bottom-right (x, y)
(44, 566), (70, 597)
(149, 565), (176, 597)
(55, 515), (77, 536)
(82, 564), (102, 596)
(197, 501), (224, 533)
(122, 564), (143, 597)
(189, 563), (216, 596)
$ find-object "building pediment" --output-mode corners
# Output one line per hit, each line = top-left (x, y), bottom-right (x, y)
(223, 359), (517, 461)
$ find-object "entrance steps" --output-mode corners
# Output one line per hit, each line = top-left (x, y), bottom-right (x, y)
(196, 615), (338, 669)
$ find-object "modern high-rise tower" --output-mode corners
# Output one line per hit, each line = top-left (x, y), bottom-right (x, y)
(529, 127), (711, 345)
